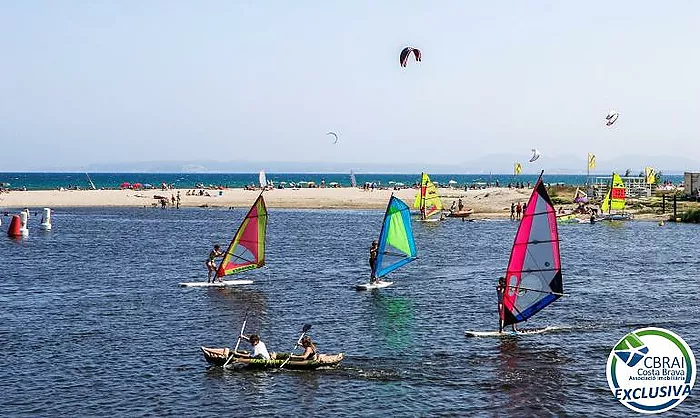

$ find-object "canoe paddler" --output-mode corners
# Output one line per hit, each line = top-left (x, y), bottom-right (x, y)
(239, 334), (271, 360)
(290, 335), (318, 361)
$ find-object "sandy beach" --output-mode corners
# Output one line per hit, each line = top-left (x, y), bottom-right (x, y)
(0, 186), (675, 221)
(0, 187), (538, 218)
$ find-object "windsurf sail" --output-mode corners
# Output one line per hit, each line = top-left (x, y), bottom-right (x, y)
(86, 173), (97, 190)
(413, 172), (443, 219)
(350, 170), (357, 188)
(216, 194), (268, 278)
(601, 172), (626, 213)
(259, 170), (267, 189)
(502, 173), (563, 326)
(375, 196), (417, 278)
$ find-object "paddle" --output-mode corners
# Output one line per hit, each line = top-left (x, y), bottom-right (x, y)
(223, 311), (248, 368)
(279, 324), (312, 369)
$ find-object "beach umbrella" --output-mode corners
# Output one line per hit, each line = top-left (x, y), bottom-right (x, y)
(132, 183), (143, 189)
(119, 182), (131, 189)
(448, 180), (458, 185)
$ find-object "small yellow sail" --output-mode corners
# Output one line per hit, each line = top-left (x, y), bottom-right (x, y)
(601, 173), (626, 212)
(413, 172), (443, 219)
(645, 167), (656, 184)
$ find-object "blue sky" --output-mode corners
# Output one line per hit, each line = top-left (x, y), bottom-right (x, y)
(1, 1), (699, 172)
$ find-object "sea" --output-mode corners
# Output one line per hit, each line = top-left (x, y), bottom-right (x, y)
(0, 207), (698, 416)
(0, 172), (685, 191)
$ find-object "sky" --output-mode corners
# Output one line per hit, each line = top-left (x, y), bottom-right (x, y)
(1, 1), (699, 172)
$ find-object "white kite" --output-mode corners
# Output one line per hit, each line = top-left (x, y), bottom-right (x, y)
(327, 131), (339, 144)
(605, 110), (619, 127)
(529, 148), (541, 163)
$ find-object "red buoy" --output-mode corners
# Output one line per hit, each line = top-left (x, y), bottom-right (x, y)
(7, 215), (21, 237)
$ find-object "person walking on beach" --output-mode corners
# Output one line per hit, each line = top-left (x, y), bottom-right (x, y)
(522, 202), (527, 215)
(458, 199), (464, 212)
(176, 191), (181, 209)
(510, 202), (515, 220)
(206, 244), (225, 283)
(516, 202), (522, 219)
(369, 240), (379, 283)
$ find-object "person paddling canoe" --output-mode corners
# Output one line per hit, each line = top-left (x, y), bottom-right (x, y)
(239, 334), (271, 360)
(289, 335), (318, 361)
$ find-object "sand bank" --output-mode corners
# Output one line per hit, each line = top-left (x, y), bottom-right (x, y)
(0, 187), (537, 217)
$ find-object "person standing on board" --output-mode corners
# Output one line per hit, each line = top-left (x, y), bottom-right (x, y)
(497, 276), (518, 333)
(206, 244), (224, 283)
(239, 334), (271, 360)
(369, 240), (379, 283)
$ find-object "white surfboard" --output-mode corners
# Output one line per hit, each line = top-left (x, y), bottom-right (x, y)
(465, 326), (555, 337)
(179, 280), (254, 288)
(355, 280), (393, 291)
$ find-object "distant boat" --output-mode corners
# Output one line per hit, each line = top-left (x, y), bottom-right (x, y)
(600, 173), (632, 221)
(466, 172), (565, 337)
(350, 170), (357, 188)
(180, 194), (268, 287)
(85, 173), (97, 190)
(413, 172), (444, 222)
(356, 195), (417, 290)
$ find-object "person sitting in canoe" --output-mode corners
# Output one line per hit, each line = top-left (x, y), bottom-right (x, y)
(497, 276), (518, 333)
(369, 240), (379, 283)
(239, 334), (271, 360)
(289, 335), (318, 361)
(206, 244), (224, 283)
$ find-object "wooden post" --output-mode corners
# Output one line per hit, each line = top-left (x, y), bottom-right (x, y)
(661, 194), (665, 213)
(673, 194), (677, 219)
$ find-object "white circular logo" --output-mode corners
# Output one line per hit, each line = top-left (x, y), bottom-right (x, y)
(606, 327), (696, 414)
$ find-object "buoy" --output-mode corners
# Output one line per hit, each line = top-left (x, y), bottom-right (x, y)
(7, 215), (21, 237)
(39, 208), (52, 231)
(19, 211), (29, 236)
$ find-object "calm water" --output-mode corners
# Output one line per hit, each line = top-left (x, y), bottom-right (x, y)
(0, 172), (685, 191)
(0, 207), (698, 417)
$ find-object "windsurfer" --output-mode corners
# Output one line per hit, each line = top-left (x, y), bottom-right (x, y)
(497, 276), (517, 333)
(206, 244), (224, 283)
(369, 240), (379, 283)
(239, 334), (271, 360)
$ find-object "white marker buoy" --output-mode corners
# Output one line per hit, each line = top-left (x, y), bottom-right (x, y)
(19, 211), (29, 236)
(40, 208), (52, 230)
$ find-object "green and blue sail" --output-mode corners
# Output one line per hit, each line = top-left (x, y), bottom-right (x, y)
(375, 196), (418, 278)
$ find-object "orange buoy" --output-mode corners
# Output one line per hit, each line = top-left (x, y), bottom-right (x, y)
(7, 215), (21, 237)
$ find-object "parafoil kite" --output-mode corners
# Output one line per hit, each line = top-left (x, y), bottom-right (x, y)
(529, 148), (541, 163)
(327, 132), (339, 144)
(400, 47), (422, 68)
(605, 110), (619, 127)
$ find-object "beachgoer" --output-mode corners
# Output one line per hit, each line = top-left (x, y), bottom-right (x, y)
(516, 202), (522, 219)
(510, 202), (515, 220)
(240, 334), (271, 360)
(206, 244), (224, 283)
(290, 335), (317, 361)
(450, 201), (457, 212)
(497, 276), (517, 333)
(176, 191), (181, 209)
(458, 199), (464, 211)
(522, 202), (527, 214)
(369, 240), (379, 282)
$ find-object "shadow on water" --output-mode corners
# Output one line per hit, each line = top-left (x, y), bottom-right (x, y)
(483, 338), (569, 416)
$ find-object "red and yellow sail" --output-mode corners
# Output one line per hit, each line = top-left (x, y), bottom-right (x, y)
(216, 194), (268, 277)
(413, 172), (443, 219)
(601, 173), (626, 213)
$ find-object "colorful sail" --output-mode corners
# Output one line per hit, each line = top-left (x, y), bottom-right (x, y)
(502, 175), (563, 326)
(217, 194), (268, 277)
(375, 196), (417, 278)
(601, 172), (626, 213)
(413, 172), (443, 219)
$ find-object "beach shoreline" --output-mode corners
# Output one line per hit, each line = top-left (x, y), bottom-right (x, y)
(0, 186), (671, 221)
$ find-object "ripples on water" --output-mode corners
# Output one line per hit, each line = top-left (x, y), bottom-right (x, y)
(0, 208), (698, 416)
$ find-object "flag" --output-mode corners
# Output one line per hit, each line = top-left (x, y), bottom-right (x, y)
(588, 153), (596, 169)
(514, 162), (522, 175)
(645, 167), (656, 184)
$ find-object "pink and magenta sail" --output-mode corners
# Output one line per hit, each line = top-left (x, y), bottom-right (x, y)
(216, 194), (267, 278)
(501, 175), (563, 326)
